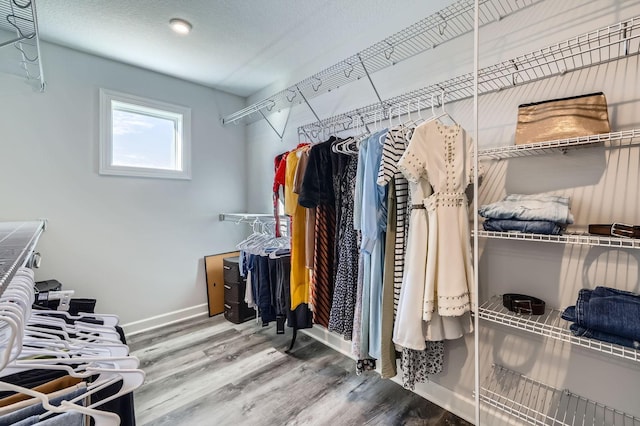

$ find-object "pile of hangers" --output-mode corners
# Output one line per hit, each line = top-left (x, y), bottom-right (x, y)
(237, 219), (290, 256)
(0, 267), (143, 425)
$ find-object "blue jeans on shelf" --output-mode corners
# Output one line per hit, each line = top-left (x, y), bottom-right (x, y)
(562, 287), (640, 343)
(569, 323), (640, 349)
(483, 219), (563, 235)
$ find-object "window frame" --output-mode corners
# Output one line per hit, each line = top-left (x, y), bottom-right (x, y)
(99, 88), (192, 180)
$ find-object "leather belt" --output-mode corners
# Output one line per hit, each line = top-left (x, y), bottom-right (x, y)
(502, 293), (545, 315)
(589, 223), (640, 239)
(411, 204), (426, 209)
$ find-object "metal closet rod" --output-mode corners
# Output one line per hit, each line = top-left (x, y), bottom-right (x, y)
(220, 0), (543, 126)
(218, 213), (285, 223)
(298, 16), (640, 136)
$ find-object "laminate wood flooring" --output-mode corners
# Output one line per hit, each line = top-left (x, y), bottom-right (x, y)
(130, 315), (472, 426)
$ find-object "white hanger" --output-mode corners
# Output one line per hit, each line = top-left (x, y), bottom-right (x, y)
(432, 90), (458, 125)
(37, 366), (145, 421)
(0, 381), (120, 426)
(31, 310), (120, 327)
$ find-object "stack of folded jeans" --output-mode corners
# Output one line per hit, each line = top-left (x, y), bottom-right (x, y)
(479, 193), (574, 235)
(561, 286), (640, 349)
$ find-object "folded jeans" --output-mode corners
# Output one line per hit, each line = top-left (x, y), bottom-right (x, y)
(478, 194), (574, 224)
(483, 219), (563, 235)
(569, 323), (640, 350)
(562, 287), (640, 341)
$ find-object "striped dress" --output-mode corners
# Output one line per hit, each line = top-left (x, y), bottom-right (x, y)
(376, 125), (413, 316)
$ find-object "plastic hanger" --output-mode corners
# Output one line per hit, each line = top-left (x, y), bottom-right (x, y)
(0, 381), (120, 426)
(432, 90), (458, 126)
(31, 310), (120, 327)
(38, 367), (145, 421)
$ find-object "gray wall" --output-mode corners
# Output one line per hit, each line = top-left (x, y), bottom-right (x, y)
(0, 42), (247, 330)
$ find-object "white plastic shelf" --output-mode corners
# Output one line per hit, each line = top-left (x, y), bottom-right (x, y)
(479, 296), (640, 364)
(479, 128), (640, 160)
(221, 0), (541, 126)
(0, 221), (45, 296)
(481, 365), (640, 426)
(474, 230), (640, 249)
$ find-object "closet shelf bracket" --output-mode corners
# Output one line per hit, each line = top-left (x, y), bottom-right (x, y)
(357, 53), (387, 118)
(258, 109), (288, 141)
(296, 85), (323, 135)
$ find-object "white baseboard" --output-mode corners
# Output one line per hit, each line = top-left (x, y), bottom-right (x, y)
(121, 303), (209, 336)
(301, 327), (476, 424)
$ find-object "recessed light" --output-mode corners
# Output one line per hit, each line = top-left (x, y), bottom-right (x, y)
(170, 18), (192, 35)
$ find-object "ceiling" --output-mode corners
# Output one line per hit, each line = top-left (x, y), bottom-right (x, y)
(36, 0), (445, 98)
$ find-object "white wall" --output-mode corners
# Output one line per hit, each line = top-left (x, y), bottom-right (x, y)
(243, 0), (640, 422)
(0, 42), (247, 331)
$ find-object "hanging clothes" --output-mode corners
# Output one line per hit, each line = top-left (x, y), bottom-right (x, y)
(378, 125), (446, 383)
(273, 151), (289, 236)
(292, 147), (316, 270)
(328, 151), (359, 340)
(394, 120), (474, 348)
(299, 137), (339, 328)
(286, 147), (311, 310)
(377, 125), (413, 317)
(351, 135), (371, 362)
(400, 341), (445, 390)
(360, 128), (388, 360)
(379, 179), (398, 378)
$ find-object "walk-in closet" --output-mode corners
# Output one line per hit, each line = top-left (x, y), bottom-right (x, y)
(1, 0), (639, 424)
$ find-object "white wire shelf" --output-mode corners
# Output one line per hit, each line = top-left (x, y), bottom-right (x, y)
(0, 221), (45, 297)
(300, 15), (640, 133)
(474, 230), (640, 249)
(479, 128), (640, 160)
(481, 364), (640, 426)
(0, 0), (45, 91)
(221, 0), (541, 126)
(219, 213), (285, 223)
(479, 295), (640, 364)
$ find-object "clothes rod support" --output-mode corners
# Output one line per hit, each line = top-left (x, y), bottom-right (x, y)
(296, 85), (323, 131)
(258, 110), (286, 141)
(357, 53), (386, 118)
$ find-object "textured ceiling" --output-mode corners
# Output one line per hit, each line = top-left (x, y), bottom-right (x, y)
(35, 0), (446, 97)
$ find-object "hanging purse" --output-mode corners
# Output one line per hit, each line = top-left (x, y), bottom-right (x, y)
(515, 92), (611, 145)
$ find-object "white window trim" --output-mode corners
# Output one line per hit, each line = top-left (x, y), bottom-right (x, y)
(99, 88), (192, 180)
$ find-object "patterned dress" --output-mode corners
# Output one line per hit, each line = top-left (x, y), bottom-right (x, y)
(328, 156), (359, 339)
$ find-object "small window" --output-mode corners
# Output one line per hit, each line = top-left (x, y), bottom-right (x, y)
(99, 89), (191, 179)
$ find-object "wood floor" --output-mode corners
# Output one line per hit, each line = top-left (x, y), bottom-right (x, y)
(129, 315), (473, 426)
